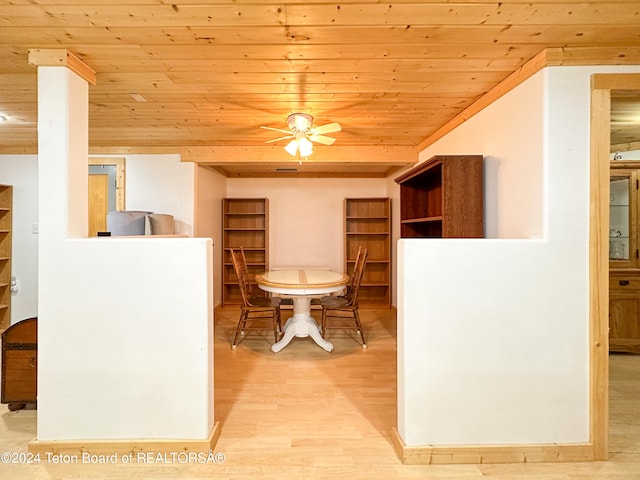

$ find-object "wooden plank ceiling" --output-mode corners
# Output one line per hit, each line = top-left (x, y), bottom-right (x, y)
(1, 1), (640, 176)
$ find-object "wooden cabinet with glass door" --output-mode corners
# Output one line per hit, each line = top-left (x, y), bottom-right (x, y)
(609, 162), (640, 353)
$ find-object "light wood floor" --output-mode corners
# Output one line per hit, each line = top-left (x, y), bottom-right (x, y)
(1, 307), (639, 479)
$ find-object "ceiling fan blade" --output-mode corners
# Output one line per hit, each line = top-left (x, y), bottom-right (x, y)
(311, 122), (341, 135)
(260, 125), (292, 135)
(265, 135), (294, 144)
(309, 134), (336, 145)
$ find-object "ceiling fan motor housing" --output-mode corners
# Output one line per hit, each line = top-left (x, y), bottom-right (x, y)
(287, 113), (313, 134)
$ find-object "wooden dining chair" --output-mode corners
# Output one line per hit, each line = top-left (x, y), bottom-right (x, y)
(311, 245), (363, 309)
(344, 245), (364, 298)
(238, 246), (294, 308)
(320, 247), (369, 349)
(230, 248), (283, 349)
(236, 246), (260, 298)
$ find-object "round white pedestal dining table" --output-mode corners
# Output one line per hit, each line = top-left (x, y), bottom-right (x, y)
(255, 268), (349, 353)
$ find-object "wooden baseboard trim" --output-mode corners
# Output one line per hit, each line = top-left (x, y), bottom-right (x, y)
(28, 421), (221, 458)
(391, 428), (594, 465)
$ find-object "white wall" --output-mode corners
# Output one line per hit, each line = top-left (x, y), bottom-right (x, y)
(91, 154), (195, 235)
(3, 153), (197, 322)
(36, 65), (213, 441)
(0, 155), (39, 324)
(611, 149), (640, 160)
(38, 238), (213, 440)
(227, 177), (388, 272)
(398, 70), (560, 446)
(417, 74), (545, 239)
(196, 165), (227, 307)
(397, 64), (640, 447)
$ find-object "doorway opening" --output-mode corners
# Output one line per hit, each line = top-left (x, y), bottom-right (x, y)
(87, 157), (126, 237)
(590, 73), (640, 460)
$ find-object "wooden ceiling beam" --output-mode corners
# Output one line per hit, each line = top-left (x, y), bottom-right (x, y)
(181, 145), (417, 164)
(38, 58), (523, 74)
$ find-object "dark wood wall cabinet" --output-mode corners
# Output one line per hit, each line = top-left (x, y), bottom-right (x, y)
(394, 155), (484, 238)
(1, 317), (37, 411)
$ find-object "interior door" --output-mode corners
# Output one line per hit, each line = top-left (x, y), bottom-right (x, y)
(88, 174), (108, 237)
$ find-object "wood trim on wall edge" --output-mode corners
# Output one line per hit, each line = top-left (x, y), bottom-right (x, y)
(28, 49), (96, 85)
(391, 428), (594, 465)
(27, 422), (220, 457)
(417, 46), (640, 152)
(590, 86), (610, 462)
(588, 73), (640, 461)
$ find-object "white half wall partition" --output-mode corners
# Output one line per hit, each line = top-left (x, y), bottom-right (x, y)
(398, 235), (589, 445)
(397, 65), (606, 449)
(38, 237), (214, 441)
(33, 57), (215, 447)
(398, 64), (640, 456)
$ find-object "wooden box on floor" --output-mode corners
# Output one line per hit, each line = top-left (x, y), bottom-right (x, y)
(1, 317), (37, 411)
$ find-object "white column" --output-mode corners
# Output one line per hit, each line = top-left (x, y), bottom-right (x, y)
(33, 54), (216, 446)
(36, 64), (90, 440)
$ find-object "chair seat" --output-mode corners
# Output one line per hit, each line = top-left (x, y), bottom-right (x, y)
(320, 246), (368, 349)
(248, 296), (282, 308)
(313, 291), (346, 304)
(320, 296), (351, 308)
(230, 247), (282, 349)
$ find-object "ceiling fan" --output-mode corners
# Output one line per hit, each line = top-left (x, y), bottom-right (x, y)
(261, 113), (341, 157)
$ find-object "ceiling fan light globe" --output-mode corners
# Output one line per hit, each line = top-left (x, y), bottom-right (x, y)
(300, 146), (313, 157)
(284, 139), (299, 156)
(298, 137), (314, 156)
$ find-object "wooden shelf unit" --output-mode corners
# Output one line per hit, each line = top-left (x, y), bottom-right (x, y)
(344, 198), (391, 306)
(394, 155), (484, 238)
(0, 185), (12, 328)
(222, 198), (269, 305)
